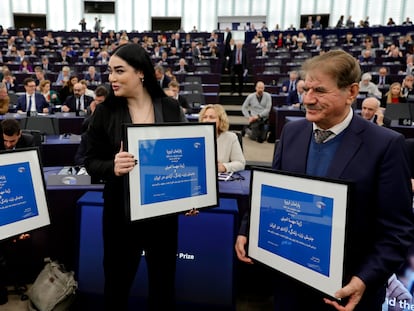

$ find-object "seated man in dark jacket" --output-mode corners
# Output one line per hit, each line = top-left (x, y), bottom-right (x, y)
(1, 118), (35, 150)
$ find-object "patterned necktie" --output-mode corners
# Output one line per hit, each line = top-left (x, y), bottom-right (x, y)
(314, 129), (333, 143)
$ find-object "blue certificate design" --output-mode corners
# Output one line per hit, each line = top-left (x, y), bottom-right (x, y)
(0, 162), (39, 226)
(138, 137), (207, 205)
(258, 184), (333, 276)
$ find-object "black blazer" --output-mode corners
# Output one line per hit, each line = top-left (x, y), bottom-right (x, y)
(63, 95), (94, 112)
(16, 133), (36, 148)
(230, 47), (248, 69)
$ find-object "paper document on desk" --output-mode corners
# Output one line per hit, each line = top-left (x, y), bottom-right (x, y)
(218, 172), (233, 181)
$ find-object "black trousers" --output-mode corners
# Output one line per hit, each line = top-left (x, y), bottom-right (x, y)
(102, 201), (179, 311)
(231, 64), (244, 94)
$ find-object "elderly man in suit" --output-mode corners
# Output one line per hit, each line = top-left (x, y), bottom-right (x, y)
(230, 40), (248, 96)
(235, 50), (414, 311)
(16, 78), (49, 115)
(61, 82), (93, 114)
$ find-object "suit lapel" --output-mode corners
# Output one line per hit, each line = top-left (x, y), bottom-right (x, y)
(326, 115), (364, 179)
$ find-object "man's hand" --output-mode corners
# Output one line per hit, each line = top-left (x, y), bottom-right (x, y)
(234, 235), (253, 264)
(375, 109), (385, 126)
(323, 276), (366, 311)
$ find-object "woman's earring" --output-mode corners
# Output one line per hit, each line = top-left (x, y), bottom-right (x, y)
(141, 77), (144, 83)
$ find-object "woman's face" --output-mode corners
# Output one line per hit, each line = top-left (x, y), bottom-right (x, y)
(391, 85), (401, 96)
(44, 83), (50, 92)
(108, 55), (143, 98)
(201, 107), (220, 133)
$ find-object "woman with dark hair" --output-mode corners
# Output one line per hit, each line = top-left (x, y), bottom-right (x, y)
(84, 43), (187, 311)
(58, 75), (78, 103)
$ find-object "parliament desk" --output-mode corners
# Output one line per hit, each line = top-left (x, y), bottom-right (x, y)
(0, 113), (85, 135)
(16, 169), (252, 310)
(273, 106), (305, 140)
(41, 134), (81, 167)
(76, 191), (239, 310)
(390, 120), (414, 138)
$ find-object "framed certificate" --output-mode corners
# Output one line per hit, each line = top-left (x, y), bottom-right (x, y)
(124, 123), (218, 221)
(0, 148), (50, 241)
(248, 168), (350, 299)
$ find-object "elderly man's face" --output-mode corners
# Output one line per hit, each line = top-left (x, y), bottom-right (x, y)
(303, 69), (357, 129)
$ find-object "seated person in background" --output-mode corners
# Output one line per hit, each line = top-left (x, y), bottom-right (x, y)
(55, 66), (71, 86)
(61, 82), (93, 113)
(74, 85), (109, 166)
(34, 66), (47, 88)
(2, 69), (16, 92)
(79, 79), (95, 99)
(16, 78), (49, 114)
(241, 81), (272, 143)
(58, 75), (78, 103)
(359, 72), (382, 99)
(173, 58), (190, 73)
(358, 49), (375, 64)
(199, 104), (245, 173)
(1, 119), (35, 150)
(0, 82), (10, 115)
(85, 84), (108, 118)
(373, 66), (391, 89)
(361, 97), (390, 127)
(39, 79), (60, 107)
(381, 82), (407, 107)
(154, 65), (171, 89)
(18, 58), (33, 73)
(281, 70), (299, 93)
(166, 80), (191, 114)
(286, 79), (305, 108)
(401, 74), (414, 97)
(83, 65), (102, 85)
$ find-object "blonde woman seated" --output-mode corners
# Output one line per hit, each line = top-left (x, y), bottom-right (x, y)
(199, 104), (246, 173)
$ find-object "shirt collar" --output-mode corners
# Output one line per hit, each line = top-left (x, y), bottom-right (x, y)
(313, 107), (353, 136)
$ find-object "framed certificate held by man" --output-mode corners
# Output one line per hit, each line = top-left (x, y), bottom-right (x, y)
(0, 148), (50, 241)
(124, 123), (218, 221)
(248, 168), (350, 299)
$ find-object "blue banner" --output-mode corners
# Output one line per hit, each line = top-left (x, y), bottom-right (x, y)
(258, 185), (333, 276)
(0, 162), (39, 226)
(138, 137), (207, 205)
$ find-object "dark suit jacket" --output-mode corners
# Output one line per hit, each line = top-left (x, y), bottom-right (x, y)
(285, 90), (302, 105)
(63, 95), (94, 112)
(16, 93), (49, 112)
(372, 75), (392, 86)
(173, 65), (190, 73)
(230, 47), (248, 69)
(159, 75), (171, 89)
(84, 72), (102, 84)
(16, 133), (35, 148)
(268, 114), (414, 296)
(281, 79), (298, 93)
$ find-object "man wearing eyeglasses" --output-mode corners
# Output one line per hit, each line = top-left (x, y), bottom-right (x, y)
(16, 78), (49, 115)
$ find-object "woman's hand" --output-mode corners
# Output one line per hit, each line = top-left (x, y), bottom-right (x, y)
(114, 141), (136, 176)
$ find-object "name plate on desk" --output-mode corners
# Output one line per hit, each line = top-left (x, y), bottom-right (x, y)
(398, 118), (412, 126)
(47, 166), (91, 185)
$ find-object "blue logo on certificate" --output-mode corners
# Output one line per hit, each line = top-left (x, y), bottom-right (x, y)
(0, 162), (39, 226)
(258, 185), (333, 276)
(138, 137), (207, 205)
